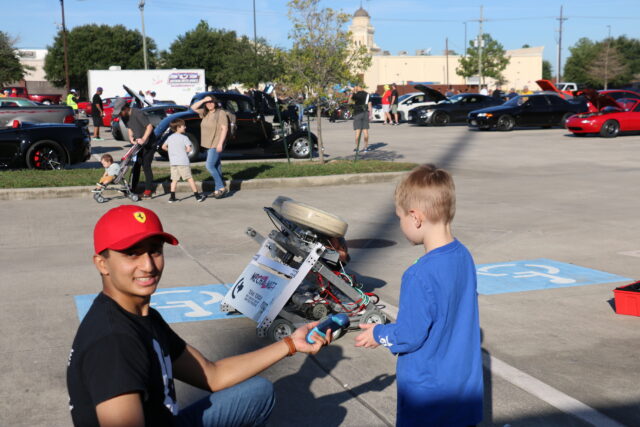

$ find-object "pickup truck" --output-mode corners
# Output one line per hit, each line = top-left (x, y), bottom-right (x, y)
(0, 97), (76, 126)
(2, 86), (62, 105)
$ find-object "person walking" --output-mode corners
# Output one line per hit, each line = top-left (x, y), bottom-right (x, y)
(91, 87), (104, 140)
(390, 83), (400, 125)
(348, 85), (372, 152)
(113, 98), (156, 198)
(381, 85), (392, 125)
(161, 119), (205, 203)
(191, 96), (229, 199)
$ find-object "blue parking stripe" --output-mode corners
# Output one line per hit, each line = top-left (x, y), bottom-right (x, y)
(74, 284), (245, 323)
(476, 258), (630, 295)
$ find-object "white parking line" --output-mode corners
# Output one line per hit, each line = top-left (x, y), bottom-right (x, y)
(379, 300), (624, 427)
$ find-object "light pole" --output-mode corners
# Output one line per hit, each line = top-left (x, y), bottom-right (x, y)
(59, 0), (70, 92)
(604, 25), (611, 90)
(139, 0), (148, 70)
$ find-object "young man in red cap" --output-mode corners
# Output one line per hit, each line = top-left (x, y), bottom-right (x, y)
(67, 205), (331, 426)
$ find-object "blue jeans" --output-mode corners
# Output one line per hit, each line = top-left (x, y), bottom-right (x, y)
(175, 376), (275, 427)
(206, 147), (224, 191)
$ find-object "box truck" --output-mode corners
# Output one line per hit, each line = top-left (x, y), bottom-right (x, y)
(87, 68), (206, 106)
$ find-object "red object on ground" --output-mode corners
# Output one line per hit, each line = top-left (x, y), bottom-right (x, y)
(613, 282), (640, 316)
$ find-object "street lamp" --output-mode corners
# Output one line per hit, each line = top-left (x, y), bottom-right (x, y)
(59, 0), (70, 92)
(139, 0), (148, 70)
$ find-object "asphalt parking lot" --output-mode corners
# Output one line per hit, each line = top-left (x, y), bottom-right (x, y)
(2, 119), (640, 426)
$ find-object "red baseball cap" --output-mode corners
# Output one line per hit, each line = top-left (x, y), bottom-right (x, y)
(94, 205), (178, 254)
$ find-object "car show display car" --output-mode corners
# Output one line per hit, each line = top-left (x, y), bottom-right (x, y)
(0, 98), (76, 127)
(467, 93), (588, 131)
(409, 92), (503, 126)
(395, 86), (440, 122)
(566, 91), (640, 138)
(0, 120), (91, 169)
(156, 91), (317, 160)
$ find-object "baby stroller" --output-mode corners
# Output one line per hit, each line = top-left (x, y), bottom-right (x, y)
(221, 196), (386, 342)
(92, 144), (143, 203)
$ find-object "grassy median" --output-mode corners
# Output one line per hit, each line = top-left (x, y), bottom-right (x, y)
(0, 160), (417, 189)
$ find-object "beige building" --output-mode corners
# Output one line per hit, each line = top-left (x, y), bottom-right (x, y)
(349, 8), (544, 91)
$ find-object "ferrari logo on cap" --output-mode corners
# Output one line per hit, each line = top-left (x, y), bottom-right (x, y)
(133, 212), (146, 223)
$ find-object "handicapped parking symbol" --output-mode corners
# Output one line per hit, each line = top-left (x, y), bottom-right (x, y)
(477, 263), (576, 285)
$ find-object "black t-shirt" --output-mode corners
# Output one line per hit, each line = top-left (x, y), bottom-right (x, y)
(391, 89), (399, 105)
(91, 94), (103, 117)
(352, 91), (369, 114)
(67, 293), (186, 427)
(126, 108), (155, 146)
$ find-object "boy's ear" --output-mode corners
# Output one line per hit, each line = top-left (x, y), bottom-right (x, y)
(93, 254), (109, 276)
(408, 209), (423, 228)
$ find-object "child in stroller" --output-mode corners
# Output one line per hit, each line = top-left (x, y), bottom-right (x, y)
(92, 144), (144, 203)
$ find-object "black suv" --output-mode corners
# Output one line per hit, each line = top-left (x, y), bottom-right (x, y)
(155, 92), (317, 160)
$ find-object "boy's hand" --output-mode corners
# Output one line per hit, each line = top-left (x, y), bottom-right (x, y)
(355, 323), (380, 348)
(289, 321), (331, 355)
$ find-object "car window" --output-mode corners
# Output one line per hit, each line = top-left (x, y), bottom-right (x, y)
(225, 100), (239, 113)
(527, 96), (548, 107)
(547, 96), (565, 106)
(468, 97), (479, 103)
(413, 95), (424, 103)
(633, 103), (640, 112)
(0, 101), (18, 107)
(236, 99), (253, 113)
(606, 91), (640, 100)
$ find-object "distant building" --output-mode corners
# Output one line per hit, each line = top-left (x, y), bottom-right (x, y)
(349, 8), (543, 91)
(10, 48), (64, 95)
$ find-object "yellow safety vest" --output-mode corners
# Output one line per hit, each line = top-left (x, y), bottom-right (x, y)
(66, 93), (78, 109)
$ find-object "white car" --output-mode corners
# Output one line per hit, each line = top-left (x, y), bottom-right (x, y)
(395, 91), (438, 122)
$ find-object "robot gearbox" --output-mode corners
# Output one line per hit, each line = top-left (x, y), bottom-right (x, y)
(221, 196), (386, 342)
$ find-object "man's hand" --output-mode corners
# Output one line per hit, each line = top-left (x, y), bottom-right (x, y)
(355, 323), (380, 348)
(290, 321), (330, 355)
(135, 138), (145, 145)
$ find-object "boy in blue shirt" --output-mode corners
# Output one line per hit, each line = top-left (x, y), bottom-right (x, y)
(355, 164), (483, 427)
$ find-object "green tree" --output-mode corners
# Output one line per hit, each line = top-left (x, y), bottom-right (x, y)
(563, 38), (600, 86)
(456, 33), (510, 85)
(44, 24), (156, 96)
(542, 60), (553, 80)
(162, 21), (284, 88)
(0, 32), (32, 86)
(283, 0), (371, 163)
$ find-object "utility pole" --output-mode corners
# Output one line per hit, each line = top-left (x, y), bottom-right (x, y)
(139, 0), (148, 70)
(604, 25), (611, 90)
(478, 5), (484, 89)
(59, 0), (70, 92)
(253, 0), (258, 81)
(445, 38), (449, 86)
(463, 21), (467, 57)
(556, 5), (567, 84)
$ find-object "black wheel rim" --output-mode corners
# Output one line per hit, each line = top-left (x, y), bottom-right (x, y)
(498, 116), (513, 130)
(31, 146), (63, 170)
(604, 121), (618, 136)
(435, 113), (449, 125)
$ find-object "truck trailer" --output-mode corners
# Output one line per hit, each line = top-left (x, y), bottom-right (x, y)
(87, 68), (206, 106)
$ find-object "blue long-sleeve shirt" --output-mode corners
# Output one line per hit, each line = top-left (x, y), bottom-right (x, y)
(374, 239), (483, 426)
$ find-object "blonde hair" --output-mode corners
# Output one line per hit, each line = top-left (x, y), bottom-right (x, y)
(395, 164), (456, 224)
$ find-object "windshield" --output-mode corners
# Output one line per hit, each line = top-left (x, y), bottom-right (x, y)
(444, 94), (465, 104)
(504, 95), (531, 106)
(398, 94), (411, 102)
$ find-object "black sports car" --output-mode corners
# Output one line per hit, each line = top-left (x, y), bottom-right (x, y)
(408, 91), (503, 126)
(156, 91), (317, 160)
(0, 120), (91, 169)
(467, 93), (588, 131)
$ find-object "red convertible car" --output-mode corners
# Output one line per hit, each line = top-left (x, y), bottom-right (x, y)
(565, 92), (640, 138)
(78, 96), (133, 127)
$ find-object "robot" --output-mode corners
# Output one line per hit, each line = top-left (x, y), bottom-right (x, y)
(221, 196), (386, 342)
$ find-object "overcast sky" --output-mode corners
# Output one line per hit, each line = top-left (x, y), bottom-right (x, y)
(6, 0), (640, 74)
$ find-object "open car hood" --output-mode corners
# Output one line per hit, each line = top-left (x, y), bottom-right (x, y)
(414, 84), (448, 103)
(578, 89), (622, 111)
(536, 79), (573, 99)
(122, 84), (149, 108)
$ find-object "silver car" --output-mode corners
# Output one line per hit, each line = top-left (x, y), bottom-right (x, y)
(0, 97), (76, 126)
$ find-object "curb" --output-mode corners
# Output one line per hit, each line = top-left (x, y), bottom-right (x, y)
(0, 172), (405, 201)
